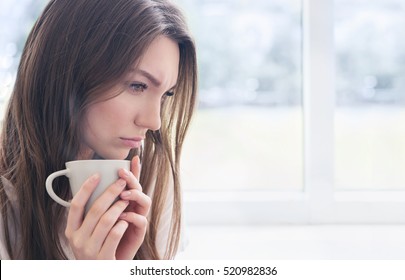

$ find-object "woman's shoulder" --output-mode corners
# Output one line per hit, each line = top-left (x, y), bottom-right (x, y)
(0, 176), (21, 259)
(0, 210), (11, 259)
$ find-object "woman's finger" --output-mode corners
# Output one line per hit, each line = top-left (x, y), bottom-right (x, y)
(80, 178), (127, 235)
(131, 155), (141, 179)
(97, 220), (129, 259)
(118, 168), (142, 191)
(89, 199), (130, 251)
(114, 212), (148, 260)
(120, 212), (148, 236)
(66, 173), (100, 234)
(120, 189), (151, 216)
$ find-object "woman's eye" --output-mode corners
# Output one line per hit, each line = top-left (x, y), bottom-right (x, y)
(129, 82), (147, 93)
(161, 91), (174, 102)
(161, 91), (175, 103)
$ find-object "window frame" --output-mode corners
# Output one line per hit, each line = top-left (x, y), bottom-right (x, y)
(183, 0), (405, 225)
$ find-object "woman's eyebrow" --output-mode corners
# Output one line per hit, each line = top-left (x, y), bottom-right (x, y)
(132, 69), (161, 87)
(131, 68), (177, 90)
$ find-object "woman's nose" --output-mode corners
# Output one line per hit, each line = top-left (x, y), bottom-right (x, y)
(134, 99), (162, 131)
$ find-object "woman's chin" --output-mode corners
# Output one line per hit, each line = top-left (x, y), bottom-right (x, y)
(93, 150), (131, 160)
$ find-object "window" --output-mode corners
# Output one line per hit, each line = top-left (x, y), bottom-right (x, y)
(1, 0), (405, 225)
(0, 0), (48, 113)
(335, 0), (405, 190)
(180, 0), (405, 224)
(178, 0), (304, 191)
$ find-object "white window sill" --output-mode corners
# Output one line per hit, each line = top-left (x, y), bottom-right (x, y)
(176, 225), (405, 260)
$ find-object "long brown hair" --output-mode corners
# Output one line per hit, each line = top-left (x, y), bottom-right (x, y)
(0, 0), (197, 259)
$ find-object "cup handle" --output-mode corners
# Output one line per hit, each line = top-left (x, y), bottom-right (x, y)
(45, 169), (71, 207)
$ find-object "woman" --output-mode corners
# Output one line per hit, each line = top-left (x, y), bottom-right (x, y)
(0, 0), (197, 259)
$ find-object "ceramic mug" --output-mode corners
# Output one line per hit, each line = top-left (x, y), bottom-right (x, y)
(46, 160), (130, 213)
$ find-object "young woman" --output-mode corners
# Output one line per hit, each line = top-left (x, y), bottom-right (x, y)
(0, 0), (197, 259)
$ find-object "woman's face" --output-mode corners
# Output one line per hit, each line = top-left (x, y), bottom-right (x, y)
(79, 36), (180, 159)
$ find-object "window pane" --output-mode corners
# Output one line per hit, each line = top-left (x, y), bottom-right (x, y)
(0, 0), (48, 113)
(335, 0), (405, 190)
(177, 0), (303, 191)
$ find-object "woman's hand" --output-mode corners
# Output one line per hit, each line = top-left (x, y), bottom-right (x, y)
(64, 156), (151, 259)
(115, 156), (151, 259)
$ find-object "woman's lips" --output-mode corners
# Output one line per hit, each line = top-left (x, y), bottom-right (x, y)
(120, 137), (144, 148)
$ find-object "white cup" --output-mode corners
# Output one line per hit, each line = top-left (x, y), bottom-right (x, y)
(46, 160), (130, 213)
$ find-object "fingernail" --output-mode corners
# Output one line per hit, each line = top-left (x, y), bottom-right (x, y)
(119, 213), (127, 219)
(122, 169), (130, 177)
(91, 173), (100, 182)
